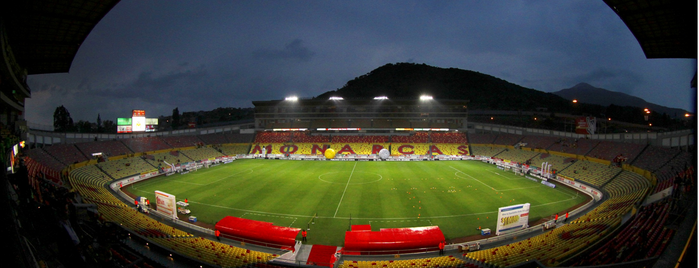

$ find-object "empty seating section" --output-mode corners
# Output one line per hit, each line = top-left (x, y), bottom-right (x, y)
(150, 237), (275, 267)
(518, 136), (558, 149)
(98, 157), (156, 179)
(221, 144), (251, 155)
(575, 201), (672, 266)
(469, 145), (505, 158)
(491, 149), (539, 164)
(181, 147), (224, 161)
(161, 135), (203, 148)
(391, 143), (429, 155)
(197, 133), (229, 145)
(44, 144), (90, 165)
(528, 153), (575, 171)
(69, 158), (277, 268)
(226, 133), (255, 143)
(492, 134), (522, 146)
(75, 140), (133, 157)
(653, 151), (692, 193)
(547, 138), (598, 156)
(467, 134), (496, 144)
(293, 132), (330, 143)
(121, 137), (172, 152)
(464, 170), (648, 267)
(25, 148), (66, 172)
(143, 151), (193, 167)
(31, 130), (687, 268)
(392, 119), (410, 128)
(587, 141), (645, 162)
(332, 135), (389, 143)
(433, 144), (470, 155)
(254, 132), (291, 143)
(431, 132), (467, 143)
(339, 256), (469, 268)
(632, 146), (678, 172)
(292, 120), (311, 128)
(391, 132), (428, 143)
(559, 161), (621, 187)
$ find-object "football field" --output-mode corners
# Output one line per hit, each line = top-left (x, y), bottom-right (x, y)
(126, 159), (588, 246)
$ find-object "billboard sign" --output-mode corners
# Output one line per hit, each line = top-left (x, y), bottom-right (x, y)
(496, 203), (530, 235)
(155, 190), (177, 220)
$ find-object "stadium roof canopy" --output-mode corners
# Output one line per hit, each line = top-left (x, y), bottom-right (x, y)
(604, 0), (697, 59)
(0, 0), (119, 75)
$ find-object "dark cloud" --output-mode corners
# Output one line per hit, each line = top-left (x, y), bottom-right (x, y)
(253, 39), (315, 62)
(23, 0), (696, 126)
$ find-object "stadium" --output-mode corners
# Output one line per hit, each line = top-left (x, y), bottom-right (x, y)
(0, 1), (696, 268)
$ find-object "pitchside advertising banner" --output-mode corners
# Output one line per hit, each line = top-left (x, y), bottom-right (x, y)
(155, 190), (177, 220)
(575, 117), (597, 135)
(496, 203), (530, 235)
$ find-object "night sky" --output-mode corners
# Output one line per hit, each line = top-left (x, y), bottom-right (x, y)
(25, 0), (697, 126)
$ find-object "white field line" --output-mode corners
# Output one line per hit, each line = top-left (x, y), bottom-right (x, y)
(334, 161), (357, 218)
(449, 166), (498, 191)
(161, 169), (254, 186)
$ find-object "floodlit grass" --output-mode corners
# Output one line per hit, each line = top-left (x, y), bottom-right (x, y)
(127, 159), (587, 246)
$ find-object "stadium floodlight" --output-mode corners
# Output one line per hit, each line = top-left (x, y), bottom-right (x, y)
(374, 96), (388, 100)
(285, 96), (298, 101)
(420, 95), (433, 100)
(329, 96), (344, 100)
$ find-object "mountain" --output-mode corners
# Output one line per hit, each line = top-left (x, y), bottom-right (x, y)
(314, 63), (573, 111)
(553, 83), (689, 118)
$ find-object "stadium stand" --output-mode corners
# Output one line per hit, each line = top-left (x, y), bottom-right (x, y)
(492, 134), (523, 146)
(652, 150), (693, 193)
(311, 119), (331, 128)
(75, 140), (133, 158)
(491, 149), (539, 164)
(292, 120), (311, 128)
(180, 147), (225, 161)
(527, 153), (576, 172)
(221, 144), (252, 155)
(467, 133), (496, 144)
(197, 133), (229, 145)
(44, 144), (90, 165)
(160, 135), (203, 148)
(226, 133), (255, 143)
(587, 141), (645, 163)
(97, 157), (157, 180)
(547, 138), (598, 156)
(372, 119), (391, 128)
(339, 256), (471, 268)
(518, 135), (558, 150)
(121, 137), (172, 153)
(574, 200), (672, 266)
(293, 132), (330, 143)
(332, 135), (389, 143)
(558, 160), (621, 187)
(469, 145), (505, 158)
(25, 147), (68, 172)
(431, 132), (468, 144)
(143, 151), (193, 168)
(391, 132), (428, 143)
(631, 146), (679, 172)
(254, 132), (291, 143)
(464, 170), (649, 267)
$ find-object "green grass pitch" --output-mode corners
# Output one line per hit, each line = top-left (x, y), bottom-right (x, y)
(126, 159), (587, 246)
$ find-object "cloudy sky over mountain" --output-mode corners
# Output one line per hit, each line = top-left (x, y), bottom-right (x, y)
(26, 0), (696, 126)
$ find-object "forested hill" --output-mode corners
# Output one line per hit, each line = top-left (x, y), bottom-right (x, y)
(315, 63), (572, 111)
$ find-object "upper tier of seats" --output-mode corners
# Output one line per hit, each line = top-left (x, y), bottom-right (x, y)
(43, 144), (90, 165)
(161, 135), (203, 148)
(121, 137), (172, 152)
(75, 140), (133, 157)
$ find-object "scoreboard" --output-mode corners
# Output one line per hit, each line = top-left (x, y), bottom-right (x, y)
(116, 110), (158, 133)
